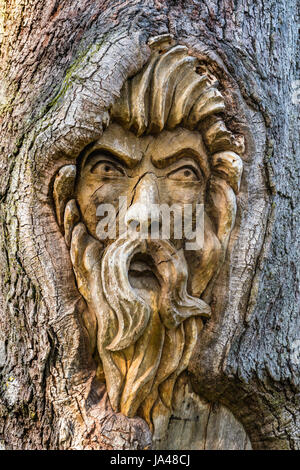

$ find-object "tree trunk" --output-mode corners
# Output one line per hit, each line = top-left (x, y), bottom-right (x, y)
(0, 0), (299, 450)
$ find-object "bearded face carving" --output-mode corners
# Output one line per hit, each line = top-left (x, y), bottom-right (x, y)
(53, 39), (244, 440)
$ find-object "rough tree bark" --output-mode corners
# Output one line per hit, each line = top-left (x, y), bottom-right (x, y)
(0, 0), (299, 450)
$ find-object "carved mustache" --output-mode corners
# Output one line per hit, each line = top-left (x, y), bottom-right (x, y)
(101, 234), (211, 352)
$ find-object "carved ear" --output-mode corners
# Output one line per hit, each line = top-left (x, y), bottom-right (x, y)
(64, 200), (80, 247)
(206, 176), (237, 251)
(205, 119), (243, 250)
(53, 164), (77, 229)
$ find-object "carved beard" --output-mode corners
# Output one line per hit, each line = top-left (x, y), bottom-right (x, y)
(97, 234), (210, 438)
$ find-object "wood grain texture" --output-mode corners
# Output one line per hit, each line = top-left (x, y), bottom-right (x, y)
(0, 0), (299, 450)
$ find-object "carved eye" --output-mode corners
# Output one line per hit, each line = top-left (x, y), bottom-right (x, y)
(91, 161), (125, 178)
(168, 166), (199, 182)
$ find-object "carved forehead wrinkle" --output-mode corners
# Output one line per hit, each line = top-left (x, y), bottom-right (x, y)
(149, 127), (210, 175)
(84, 123), (150, 168)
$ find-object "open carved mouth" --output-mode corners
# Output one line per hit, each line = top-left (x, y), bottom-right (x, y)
(128, 253), (160, 292)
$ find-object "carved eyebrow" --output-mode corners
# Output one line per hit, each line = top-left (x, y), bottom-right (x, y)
(151, 148), (208, 175)
(83, 145), (139, 169)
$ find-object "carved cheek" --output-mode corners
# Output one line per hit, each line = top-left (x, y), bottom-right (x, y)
(76, 176), (130, 236)
(160, 179), (205, 205)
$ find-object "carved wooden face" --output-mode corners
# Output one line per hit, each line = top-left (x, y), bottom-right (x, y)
(76, 122), (220, 298)
(52, 43), (243, 439)
(77, 122), (209, 236)
(53, 119), (240, 439)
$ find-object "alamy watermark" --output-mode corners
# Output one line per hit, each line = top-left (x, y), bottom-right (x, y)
(96, 197), (204, 251)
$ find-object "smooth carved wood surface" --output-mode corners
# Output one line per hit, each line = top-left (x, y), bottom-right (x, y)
(154, 374), (251, 450)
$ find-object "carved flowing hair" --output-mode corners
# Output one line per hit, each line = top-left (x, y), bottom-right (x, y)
(111, 41), (244, 253)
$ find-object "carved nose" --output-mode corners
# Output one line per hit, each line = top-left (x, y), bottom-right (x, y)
(125, 173), (161, 234)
